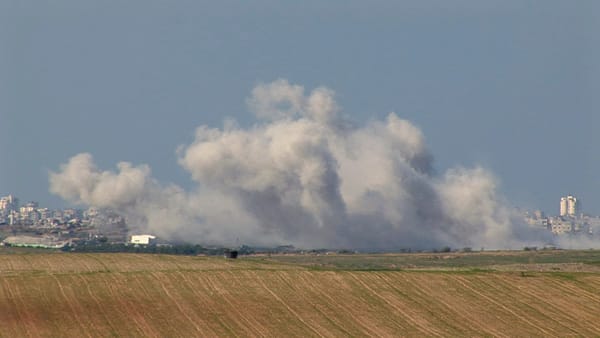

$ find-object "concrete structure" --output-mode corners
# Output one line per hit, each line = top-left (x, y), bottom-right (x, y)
(560, 195), (579, 217)
(551, 221), (572, 234)
(1, 236), (69, 249)
(559, 197), (568, 216)
(130, 234), (156, 245)
(567, 195), (578, 216)
(533, 210), (545, 219)
(0, 195), (18, 211)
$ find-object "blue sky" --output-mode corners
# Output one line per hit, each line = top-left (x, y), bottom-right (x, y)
(1, 0), (599, 215)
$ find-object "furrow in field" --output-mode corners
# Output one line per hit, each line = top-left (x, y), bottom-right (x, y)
(148, 271), (205, 335)
(174, 271), (232, 336)
(273, 271), (356, 336)
(450, 275), (553, 336)
(77, 274), (120, 335)
(550, 276), (600, 304)
(202, 270), (270, 336)
(295, 271), (386, 336)
(5, 253), (600, 337)
(348, 271), (444, 337)
(193, 273), (245, 336)
(373, 272), (465, 335)
(51, 274), (94, 337)
(209, 270), (269, 337)
(104, 273), (159, 337)
(276, 271), (356, 336)
(380, 272), (506, 337)
(350, 272), (435, 335)
(0, 278), (31, 338)
(474, 275), (592, 335)
(253, 271), (325, 337)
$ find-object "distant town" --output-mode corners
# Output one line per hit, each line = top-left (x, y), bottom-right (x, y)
(522, 195), (600, 236)
(1, 193), (599, 251)
(0, 194), (309, 255)
(0, 194), (128, 249)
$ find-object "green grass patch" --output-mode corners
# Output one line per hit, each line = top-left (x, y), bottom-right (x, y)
(549, 272), (578, 281)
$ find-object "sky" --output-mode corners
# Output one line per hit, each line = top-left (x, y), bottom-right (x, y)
(1, 0), (599, 216)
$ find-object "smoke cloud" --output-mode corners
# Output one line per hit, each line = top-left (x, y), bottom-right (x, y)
(50, 79), (549, 249)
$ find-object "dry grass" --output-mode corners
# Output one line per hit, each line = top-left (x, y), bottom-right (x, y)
(1, 253), (600, 337)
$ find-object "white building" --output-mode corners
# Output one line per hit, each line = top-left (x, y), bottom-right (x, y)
(0, 195), (18, 212)
(559, 195), (579, 217)
(567, 195), (578, 216)
(19, 201), (38, 214)
(559, 197), (568, 216)
(130, 234), (156, 245)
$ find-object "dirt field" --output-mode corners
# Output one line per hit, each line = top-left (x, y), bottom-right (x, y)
(2, 252), (600, 337)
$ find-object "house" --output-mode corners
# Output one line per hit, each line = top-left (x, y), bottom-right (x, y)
(130, 234), (156, 245)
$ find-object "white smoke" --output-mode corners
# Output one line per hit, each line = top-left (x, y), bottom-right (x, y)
(49, 153), (152, 208)
(49, 79), (549, 249)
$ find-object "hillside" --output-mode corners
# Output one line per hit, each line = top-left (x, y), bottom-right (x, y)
(1, 251), (600, 337)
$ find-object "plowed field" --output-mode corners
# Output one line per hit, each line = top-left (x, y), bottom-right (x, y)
(1, 252), (600, 337)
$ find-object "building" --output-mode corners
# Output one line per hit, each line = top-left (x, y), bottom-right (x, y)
(19, 201), (38, 214)
(1, 235), (69, 249)
(18, 201), (39, 224)
(533, 210), (545, 219)
(130, 234), (156, 245)
(0, 195), (19, 213)
(551, 220), (572, 234)
(559, 197), (568, 217)
(559, 195), (579, 217)
(567, 195), (579, 216)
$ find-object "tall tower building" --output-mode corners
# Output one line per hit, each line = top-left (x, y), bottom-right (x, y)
(0, 195), (18, 211)
(559, 197), (568, 216)
(560, 195), (579, 217)
(566, 195), (578, 216)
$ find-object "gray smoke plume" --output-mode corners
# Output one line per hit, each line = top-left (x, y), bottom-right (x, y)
(49, 79), (549, 249)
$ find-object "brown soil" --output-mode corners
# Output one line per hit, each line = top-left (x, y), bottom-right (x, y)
(1, 253), (599, 337)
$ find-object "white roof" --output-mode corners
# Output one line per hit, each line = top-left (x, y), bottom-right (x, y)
(131, 234), (156, 239)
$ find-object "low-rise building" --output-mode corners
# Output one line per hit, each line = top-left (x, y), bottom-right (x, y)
(1, 235), (69, 249)
(130, 234), (156, 245)
(551, 219), (572, 234)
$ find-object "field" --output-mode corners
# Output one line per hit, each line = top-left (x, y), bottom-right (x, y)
(2, 249), (600, 337)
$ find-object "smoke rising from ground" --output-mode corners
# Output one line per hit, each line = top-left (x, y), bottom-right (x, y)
(50, 79), (549, 249)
